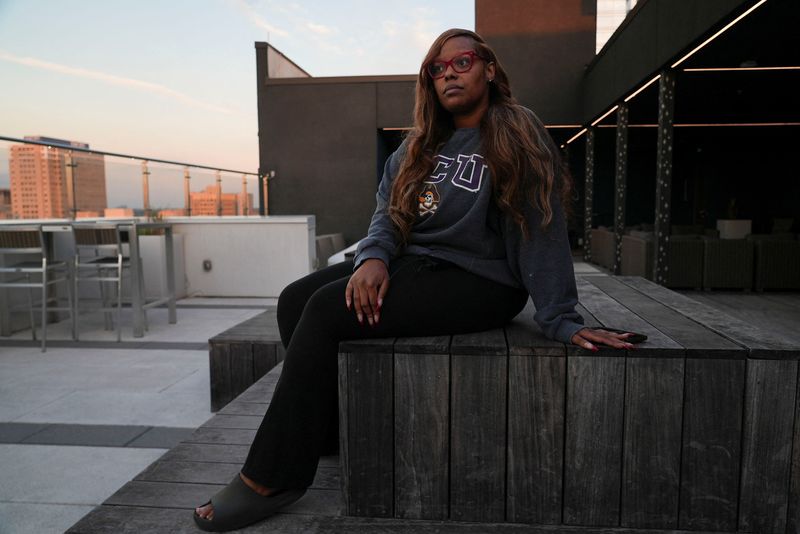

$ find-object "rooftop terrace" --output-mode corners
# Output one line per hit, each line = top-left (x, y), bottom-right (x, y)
(1, 258), (799, 532)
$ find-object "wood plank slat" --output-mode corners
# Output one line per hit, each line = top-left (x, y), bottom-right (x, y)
(209, 343), (231, 412)
(621, 357), (684, 529)
(339, 338), (395, 518)
(738, 358), (798, 533)
(617, 276), (800, 359)
(200, 414), (263, 429)
(679, 358), (744, 531)
(788, 363), (800, 534)
(159, 442), (250, 464)
(586, 276), (743, 359)
(394, 348), (449, 519)
(506, 299), (566, 357)
(576, 278), (683, 358)
(104, 481), (342, 516)
(450, 351), (507, 522)
(451, 328), (507, 356)
(228, 342), (254, 401)
(185, 427), (258, 446)
(253, 342), (278, 380)
(507, 354), (565, 524)
(70, 505), (659, 534)
(217, 401), (269, 416)
(563, 354), (625, 526)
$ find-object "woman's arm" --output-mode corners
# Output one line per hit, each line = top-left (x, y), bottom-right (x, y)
(348, 142), (408, 326)
(352, 143), (406, 269)
(508, 192), (637, 350)
(507, 190), (585, 344)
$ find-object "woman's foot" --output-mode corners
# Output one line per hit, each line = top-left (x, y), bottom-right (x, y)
(194, 472), (277, 520)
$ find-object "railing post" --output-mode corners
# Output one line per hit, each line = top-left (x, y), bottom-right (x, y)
(215, 170), (222, 216)
(241, 174), (248, 216)
(141, 160), (151, 220)
(64, 151), (77, 220)
(261, 170), (274, 216)
(183, 167), (191, 217)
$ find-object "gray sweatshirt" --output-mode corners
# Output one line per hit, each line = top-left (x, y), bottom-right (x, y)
(354, 126), (585, 344)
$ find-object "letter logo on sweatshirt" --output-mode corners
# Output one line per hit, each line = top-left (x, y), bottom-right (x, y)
(427, 154), (487, 193)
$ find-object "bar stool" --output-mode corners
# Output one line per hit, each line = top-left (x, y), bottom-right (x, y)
(72, 222), (146, 342)
(0, 224), (74, 352)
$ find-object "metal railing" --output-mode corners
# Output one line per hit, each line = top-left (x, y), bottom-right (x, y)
(0, 135), (275, 220)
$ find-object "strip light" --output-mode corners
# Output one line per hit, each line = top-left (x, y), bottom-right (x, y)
(595, 122), (800, 127)
(683, 66), (800, 72)
(624, 74), (661, 102)
(566, 128), (588, 144)
(671, 0), (769, 69)
(591, 105), (619, 126)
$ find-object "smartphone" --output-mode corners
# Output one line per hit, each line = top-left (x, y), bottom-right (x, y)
(600, 327), (648, 344)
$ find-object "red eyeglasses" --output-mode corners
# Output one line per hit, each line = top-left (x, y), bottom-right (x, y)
(426, 51), (485, 79)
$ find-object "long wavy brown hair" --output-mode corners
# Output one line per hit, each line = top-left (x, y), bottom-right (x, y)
(388, 28), (573, 242)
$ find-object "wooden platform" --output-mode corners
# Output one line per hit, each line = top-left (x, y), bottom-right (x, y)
(339, 276), (800, 533)
(208, 308), (284, 411)
(66, 276), (800, 533)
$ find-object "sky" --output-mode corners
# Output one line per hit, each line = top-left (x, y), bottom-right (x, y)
(0, 0), (474, 203)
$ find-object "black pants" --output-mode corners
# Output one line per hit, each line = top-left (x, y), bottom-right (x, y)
(241, 254), (528, 489)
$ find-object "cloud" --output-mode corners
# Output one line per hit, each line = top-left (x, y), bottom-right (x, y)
(229, 0), (289, 38)
(306, 21), (337, 36)
(0, 49), (236, 115)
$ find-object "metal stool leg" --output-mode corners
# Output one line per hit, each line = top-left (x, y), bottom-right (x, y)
(26, 274), (36, 342)
(41, 264), (47, 352)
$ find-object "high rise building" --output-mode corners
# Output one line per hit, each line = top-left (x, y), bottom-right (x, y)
(189, 185), (253, 216)
(9, 136), (107, 219)
(0, 188), (11, 219)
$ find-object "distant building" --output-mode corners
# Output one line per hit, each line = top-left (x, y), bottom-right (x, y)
(189, 185), (253, 216)
(75, 210), (104, 219)
(0, 188), (11, 219)
(9, 136), (107, 219)
(158, 208), (187, 218)
(104, 207), (135, 218)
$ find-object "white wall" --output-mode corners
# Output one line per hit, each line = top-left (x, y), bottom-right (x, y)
(167, 215), (316, 297)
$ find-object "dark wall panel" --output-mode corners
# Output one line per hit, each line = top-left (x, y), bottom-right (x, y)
(482, 32), (595, 124)
(477, 0), (596, 124)
(583, 0), (749, 122)
(261, 83), (377, 244)
(377, 82), (415, 128)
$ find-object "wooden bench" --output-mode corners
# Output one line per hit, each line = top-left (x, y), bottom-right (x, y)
(339, 275), (800, 533)
(208, 309), (284, 411)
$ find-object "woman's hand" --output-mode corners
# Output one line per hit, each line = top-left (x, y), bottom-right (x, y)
(571, 327), (636, 351)
(346, 259), (389, 326)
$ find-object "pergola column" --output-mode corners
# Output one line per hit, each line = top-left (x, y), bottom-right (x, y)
(583, 127), (595, 262)
(654, 70), (676, 284)
(613, 103), (629, 275)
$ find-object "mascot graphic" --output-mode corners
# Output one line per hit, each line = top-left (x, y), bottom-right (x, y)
(418, 184), (441, 217)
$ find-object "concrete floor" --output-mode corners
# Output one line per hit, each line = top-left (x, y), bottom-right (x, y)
(0, 297), (275, 534)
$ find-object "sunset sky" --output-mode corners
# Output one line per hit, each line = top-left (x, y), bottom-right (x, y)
(0, 0), (473, 203)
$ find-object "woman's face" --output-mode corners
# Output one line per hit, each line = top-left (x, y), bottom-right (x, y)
(430, 36), (495, 119)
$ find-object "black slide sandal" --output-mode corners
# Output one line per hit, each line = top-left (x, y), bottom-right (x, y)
(599, 327), (648, 344)
(193, 475), (306, 532)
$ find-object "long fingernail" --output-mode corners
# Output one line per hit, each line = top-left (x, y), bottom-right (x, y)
(367, 316), (374, 326)
(357, 313), (363, 324)
(591, 346), (599, 352)
(377, 298), (383, 309)
(374, 312), (380, 323)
